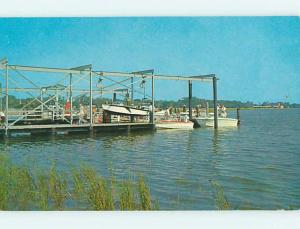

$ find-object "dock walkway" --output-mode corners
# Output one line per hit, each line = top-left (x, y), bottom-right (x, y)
(0, 123), (155, 137)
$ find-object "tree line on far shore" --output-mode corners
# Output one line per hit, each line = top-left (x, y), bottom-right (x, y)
(1, 95), (299, 110)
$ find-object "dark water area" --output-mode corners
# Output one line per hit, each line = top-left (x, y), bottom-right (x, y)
(1, 109), (300, 210)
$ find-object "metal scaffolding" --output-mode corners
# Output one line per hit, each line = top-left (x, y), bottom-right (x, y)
(0, 58), (218, 136)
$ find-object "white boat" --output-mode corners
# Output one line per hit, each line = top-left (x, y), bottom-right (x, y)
(195, 117), (238, 127)
(102, 104), (149, 116)
(156, 120), (194, 130)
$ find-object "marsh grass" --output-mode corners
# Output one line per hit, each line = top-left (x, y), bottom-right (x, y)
(0, 156), (156, 210)
(36, 173), (50, 210)
(0, 156), (10, 210)
(10, 166), (35, 210)
(138, 177), (152, 210)
(49, 166), (68, 210)
(210, 180), (231, 210)
(119, 181), (135, 210)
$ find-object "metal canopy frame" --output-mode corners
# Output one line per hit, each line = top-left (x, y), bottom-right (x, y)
(0, 59), (219, 136)
(0, 64), (217, 82)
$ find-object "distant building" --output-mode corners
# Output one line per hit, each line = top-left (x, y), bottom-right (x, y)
(253, 103), (284, 109)
(273, 103), (284, 109)
(253, 105), (273, 108)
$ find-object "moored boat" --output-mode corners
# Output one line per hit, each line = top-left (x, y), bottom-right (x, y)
(156, 120), (194, 130)
(102, 104), (149, 116)
(195, 117), (238, 127)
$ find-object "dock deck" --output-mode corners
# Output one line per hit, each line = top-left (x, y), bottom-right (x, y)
(0, 123), (155, 137)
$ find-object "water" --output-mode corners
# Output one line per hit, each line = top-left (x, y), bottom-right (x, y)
(1, 109), (300, 210)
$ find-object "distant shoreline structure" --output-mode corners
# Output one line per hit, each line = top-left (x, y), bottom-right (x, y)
(253, 103), (284, 109)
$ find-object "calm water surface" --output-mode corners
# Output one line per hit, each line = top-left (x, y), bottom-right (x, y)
(1, 109), (300, 210)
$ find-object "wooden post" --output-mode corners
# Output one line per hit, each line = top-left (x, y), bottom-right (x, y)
(188, 80), (192, 120)
(237, 108), (240, 125)
(213, 76), (218, 129)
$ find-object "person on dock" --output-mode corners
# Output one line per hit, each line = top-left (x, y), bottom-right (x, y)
(219, 104), (227, 118)
(79, 104), (85, 124)
(0, 111), (4, 124)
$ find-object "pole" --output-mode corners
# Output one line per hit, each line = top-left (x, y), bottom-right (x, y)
(55, 88), (58, 120)
(206, 101), (209, 117)
(89, 68), (93, 129)
(131, 77), (134, 105)
(70, 73), (73, 124)
(40, 90), (43, 115)
(150, 72), (154, 124)
(0, 82), (2, 111)
(213, 76), (218, 129)
(130, 77), (134, 123)
(113, 93), (116, 103)
(188, 80), (192, 120)
(5, 63), (9, 135)
(237, 108), (240, 125)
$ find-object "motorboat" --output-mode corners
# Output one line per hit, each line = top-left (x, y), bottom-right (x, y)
(195, 117), (238, 127)
(102, 104), (149, 116)
(155, 112), (194, 130)
(155, 120), (194, 130)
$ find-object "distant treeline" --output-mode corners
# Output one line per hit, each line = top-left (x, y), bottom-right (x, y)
(1, 95), (300, 109)
(154, 97), (300, 109)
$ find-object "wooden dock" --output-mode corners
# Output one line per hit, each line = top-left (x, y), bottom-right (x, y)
(0, 123), (155, 137)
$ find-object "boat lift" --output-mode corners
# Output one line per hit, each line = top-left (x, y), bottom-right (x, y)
(0, 58), (219, 136)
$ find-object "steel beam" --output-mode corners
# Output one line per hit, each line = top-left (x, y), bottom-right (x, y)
(131, 69), (154, 75)
(150, 71), (155, 124)
(213, 76), (218, 129)
(70, 64), (92, 71)
(0, 64), (216, 82)
(98, 71), (214, 82)
(1, 65), (82, 74)
(5, 63), (8, 135)
(70, 73), (73, 125)
(89, 67), (93, 129)
(188, 80), (192, 120)
(131, 77), (134, 104)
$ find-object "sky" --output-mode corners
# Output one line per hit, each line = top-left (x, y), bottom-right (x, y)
(0, 17), (299, 103)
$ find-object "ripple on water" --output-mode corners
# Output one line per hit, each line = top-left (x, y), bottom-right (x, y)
(1, 109), (300, 209)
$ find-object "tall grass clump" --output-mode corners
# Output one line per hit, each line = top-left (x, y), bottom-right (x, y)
(0, 155), (10, 210)
(210, 180), (230, 210)
(138, 177), (152, 210)
(36, 173), (50, 210)
(49, 165), (68, 210)
(10, 166), (35, 210)
(0, 155), (156, 210)
(82, 167), (115, 210)
(119, 181), (135, 210)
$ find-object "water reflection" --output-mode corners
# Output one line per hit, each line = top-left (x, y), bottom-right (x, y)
(0, 109), (300, 209)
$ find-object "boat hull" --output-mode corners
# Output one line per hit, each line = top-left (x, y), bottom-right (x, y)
(102, 104), (149, 116)
(156, 121), (194, 130)
(195, 117), (238, 127)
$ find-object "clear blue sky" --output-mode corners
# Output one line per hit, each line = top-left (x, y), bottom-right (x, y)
(0, 17), (299, 103)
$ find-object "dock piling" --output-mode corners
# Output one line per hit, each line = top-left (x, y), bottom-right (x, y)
(188, 80), (192, 120)
(237, 108), (241, 125)
(213, 76), (218, 129)
(150, 71), (155, 124)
